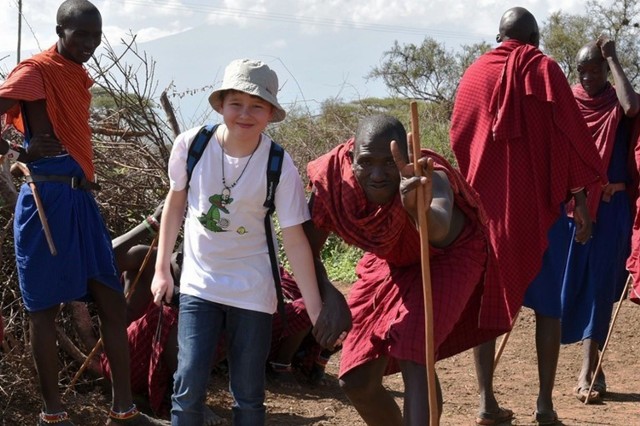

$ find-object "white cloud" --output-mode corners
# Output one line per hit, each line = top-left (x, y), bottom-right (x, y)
(0, 0), (611, 119)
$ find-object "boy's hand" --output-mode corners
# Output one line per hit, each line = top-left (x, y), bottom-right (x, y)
(151, 270), (174, 306)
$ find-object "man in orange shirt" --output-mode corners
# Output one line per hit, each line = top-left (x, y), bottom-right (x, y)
(0, 1), (168, 424)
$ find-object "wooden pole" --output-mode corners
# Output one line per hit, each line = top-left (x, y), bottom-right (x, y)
(64, 236), (159, 395)
(584, 273), (632, 404)
(13, 162), (57, 255)
(410, 101), (438, 425)
(17, 0), (22, 64)
(493, 308), (521, 373)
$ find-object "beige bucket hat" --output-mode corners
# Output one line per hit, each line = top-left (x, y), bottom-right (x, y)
(208, 59), (286, 123)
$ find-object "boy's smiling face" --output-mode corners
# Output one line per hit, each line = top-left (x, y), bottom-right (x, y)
(220, 90), (274, 142)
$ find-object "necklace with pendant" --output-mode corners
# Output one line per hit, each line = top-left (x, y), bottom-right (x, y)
(220, 137), (260, 202)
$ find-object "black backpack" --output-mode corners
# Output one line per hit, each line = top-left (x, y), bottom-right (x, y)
(186, 124), (287, 322)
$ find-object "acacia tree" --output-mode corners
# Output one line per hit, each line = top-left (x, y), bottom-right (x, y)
(541, 0), (640, 85)
(367, 37), (491, 108)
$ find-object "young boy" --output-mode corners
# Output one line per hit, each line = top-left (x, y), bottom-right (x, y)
(0, 1), (168, 425)
(152, 59), (323, 425)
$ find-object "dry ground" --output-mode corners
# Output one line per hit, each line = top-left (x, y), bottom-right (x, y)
(2, 283), (640, 425)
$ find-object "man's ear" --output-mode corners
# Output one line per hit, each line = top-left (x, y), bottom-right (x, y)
(56, 24), (63, 37)
(496, 34), (502, 43)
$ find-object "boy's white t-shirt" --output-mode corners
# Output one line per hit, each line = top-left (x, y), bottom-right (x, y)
(168, 125), (311, 314)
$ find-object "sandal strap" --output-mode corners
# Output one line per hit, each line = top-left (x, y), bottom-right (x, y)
(269, 361), (293, 373)
(109, 405), (141, 421)
(39, 411), (71, 424)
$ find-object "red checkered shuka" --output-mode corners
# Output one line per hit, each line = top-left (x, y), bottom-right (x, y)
(450, 39), (606, 321)
(308, 142), (510, 377)
(569, 83), (640, 219)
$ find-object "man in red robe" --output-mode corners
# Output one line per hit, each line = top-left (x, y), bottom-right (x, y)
(561, 36), (640, 404)
(304, 114), (510, 425)
(450, 6), (605, 425)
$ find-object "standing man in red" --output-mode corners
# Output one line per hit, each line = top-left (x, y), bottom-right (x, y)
(0, 1), (168, 424)
(561, 36), (640, 403)
(450, 7), (605, 425)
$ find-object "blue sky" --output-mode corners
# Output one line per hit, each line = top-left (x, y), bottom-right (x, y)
(1, 0), (590, 127)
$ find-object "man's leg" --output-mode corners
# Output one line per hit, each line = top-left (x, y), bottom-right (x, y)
(30, 306), (64, 413)
(399, 360), (442, 426)
(339, 356), (402, 426)
(578, 338), (598, 389)
(89, 279), (134, 412)
(473, 339), (499, 413)
(473, 339), (513, 424)
(535, 313), (560, 416)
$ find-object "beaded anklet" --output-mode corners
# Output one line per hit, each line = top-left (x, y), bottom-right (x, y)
(109, 405), (141, 421)
(39, 411), (71, 424)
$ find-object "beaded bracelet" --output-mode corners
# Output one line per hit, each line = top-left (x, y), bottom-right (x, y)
(146, 215), (160, 232)
(143, 215), (160, 236)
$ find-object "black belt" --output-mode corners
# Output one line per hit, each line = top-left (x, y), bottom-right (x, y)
(26, 174), (101, 191)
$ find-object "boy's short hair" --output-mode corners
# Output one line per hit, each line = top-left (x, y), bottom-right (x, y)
(208, 59), (286, 122)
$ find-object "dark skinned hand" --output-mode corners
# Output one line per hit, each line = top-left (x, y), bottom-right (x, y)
(313, 283), (351, 349)
(390, 133), (434, 220)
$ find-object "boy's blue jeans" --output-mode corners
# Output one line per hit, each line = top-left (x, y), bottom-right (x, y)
(171, 294), (272, 425)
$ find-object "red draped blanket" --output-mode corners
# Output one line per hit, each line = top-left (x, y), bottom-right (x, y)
(570, 83), (640, 219)
(0, 44), (95, 181)
(308, 140), (510, 376)
(451, 39), (606, 322)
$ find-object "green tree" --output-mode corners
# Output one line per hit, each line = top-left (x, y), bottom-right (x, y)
(367, 37), (490, 107)
(541, 0), (640, 85)
(540, 12), (596, 82)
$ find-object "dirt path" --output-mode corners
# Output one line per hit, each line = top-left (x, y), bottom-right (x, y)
(3, 296), (640, 425)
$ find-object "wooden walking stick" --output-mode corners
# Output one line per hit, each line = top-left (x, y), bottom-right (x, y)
(12, 162), (57, 256)
(584, 273), (633, 404)
(64, 235), (159, 395)
(493, 308), (521, 373)
(410, 101), (439, 425)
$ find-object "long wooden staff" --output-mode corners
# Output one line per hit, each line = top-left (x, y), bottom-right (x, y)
(584, 273), (633, 404)
(13, 162), (57, 256)
(493, 308), (521, 373)
(64, 235), (158, 395)
(410, 101), (438, 425)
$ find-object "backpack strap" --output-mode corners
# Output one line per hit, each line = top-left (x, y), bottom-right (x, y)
(186, 129), (288, 325)
(263, 141), (287, 325)
(186, 124), (218, 185)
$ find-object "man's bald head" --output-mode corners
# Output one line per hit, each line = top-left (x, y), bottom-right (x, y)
(497, 7), (539, 47)
(576, 41), (604, 64)
(56, 0), (100, 28)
